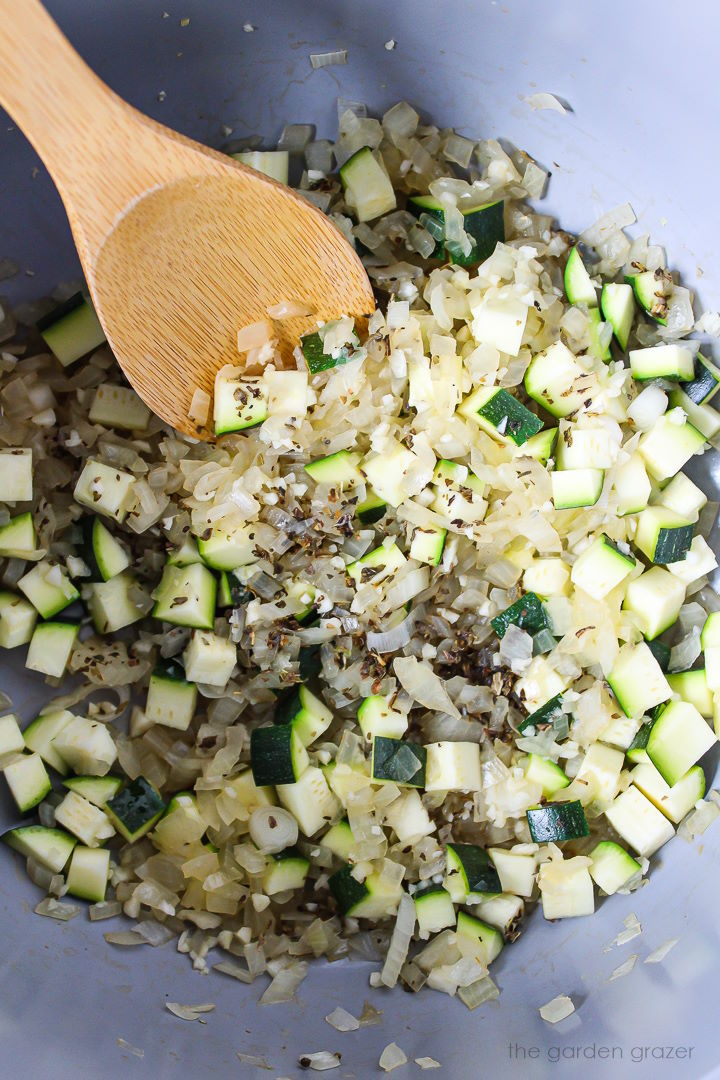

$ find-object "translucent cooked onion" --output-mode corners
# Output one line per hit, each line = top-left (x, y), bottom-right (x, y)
(539, 994), (575, 1023)
(249, 806), (299, 853)
(379, 1043), (408, 1073)
(366, 613), (415, 653)
(298, 1051), (342, 1071)
(393, 656), (460, 719)
(626, 384), (667, 430)
(309, 50), (348, 69)
(260, 961), (308, 1004)
(523, 92), (567, 113)
(325, 1006), (360, 1032)
(35, 898), (79, 921)
(380, 893), (415, 988)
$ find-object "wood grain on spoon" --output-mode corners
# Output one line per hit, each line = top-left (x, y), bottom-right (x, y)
(0, 0), (374, 437)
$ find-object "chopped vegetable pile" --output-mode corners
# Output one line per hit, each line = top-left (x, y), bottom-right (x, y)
(1, 97), (719, 1007)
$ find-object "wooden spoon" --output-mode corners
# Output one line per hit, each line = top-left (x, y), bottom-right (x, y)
(0, 0), (374, 437)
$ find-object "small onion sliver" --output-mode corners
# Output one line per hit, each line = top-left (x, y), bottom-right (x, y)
(249, 806), (299, 853)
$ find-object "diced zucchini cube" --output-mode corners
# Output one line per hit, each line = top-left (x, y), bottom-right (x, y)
(638, 408), (706, 481)
(0, 591), (37, 648)
(17, 562), (79, 619)
(105, 777), (166, 842)
(146, 664), (197, 732)
(2, 825), (76, 873)
(213, 368), (268, 435)
(623, 566), (685, 640)
(54, 790), (115, 847)
(607, 642), (671, 718)
(424, 741), (481, 792)
(274, 685), (333, 746)
(629, 344), (695, 381)
(524, 754), (569, 798)
(523, 558), (570, 598)
(589, 841), (641, 895)
(487, 847), (538, 898)
(666, 536), (717, 585)
(251, 725), (309, 787)
(0, 714), (25, 767)
(631, 761), (705, 825)
(25, 621), (79, 678)
(382, 789), (435, 844)
(3, 752), (51, 813)
(612, 453), (651, 516)
(444, 843), (502, 902)
(339, 146), (396, 223)
(0, 512), (37, 559)
(360, 446), (416, 508)
(414, 884), (456, 938)
(182, 630), (237, 687)
(277, 765), (340, 837)
(604, 786), (674, 858)
(74, 459), (136, 523)
(537, 856), (594, 919)
(153, 563), (217, 629)
(551, 468), (604, 510)
(574, 743), (624, 806)
(0, 448), (32, 502)
(655, 471), (707, 520)
(52, 716), (118, 777)
(263, 849), (310, 896)
(409, 526), (447, 566)
(347, 540), (405, 586)
(524, 341), (598, 419)
(66, 846), (111, 902)
(88, 384), (151, 431)
(646, 700), (716, 786)
(371, 736), (426, 788)
(634, 506), (694, 564)
(23, 709), (75, 775)
(357, 695), (408, 743)
(37, 293), (105, 366)
(457, 386), (542, 446)
(470, 294), (528, 357)
(570, 534), (635, 600)
(88, 573), (148, 634)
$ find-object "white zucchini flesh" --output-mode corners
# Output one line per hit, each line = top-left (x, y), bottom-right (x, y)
(537, 856), (595, 919)
(604, 786), (675, 858)
(382, 789), (435, 843)
(52, 717), (118, 777)
(276, 765), (340, 837)
(488, 847), (537, 898)
(182, 631), (237, 687)
(424, 741), (482, 792)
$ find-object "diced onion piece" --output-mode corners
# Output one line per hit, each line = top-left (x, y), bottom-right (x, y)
(523, 92), (567, 113)
(165, 1002), (216, 1021)
(310, 50), (348, 69)
(644, 939), (679, 964)
(249, 806), (298, 853)
(325, 1006), (360, 1032)
(379, 1043), (408, 1073)
(298, 1050), (342, 1070)
(609, 954), (638, 981)
(187, 387), (210, 425)
(539, 994), (575, 1024)
(237, 320), (273, 352)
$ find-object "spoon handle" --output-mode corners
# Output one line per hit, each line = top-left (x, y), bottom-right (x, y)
(0, 0), (214, 261)
(0, 0), (120, 197)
